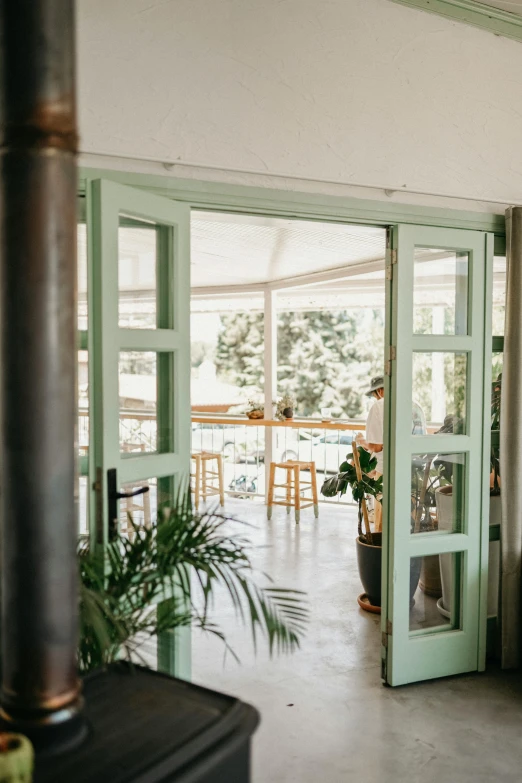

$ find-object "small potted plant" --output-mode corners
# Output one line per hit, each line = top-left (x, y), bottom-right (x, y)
(246, 398), (264, 420)
(275, 393), (296, 421)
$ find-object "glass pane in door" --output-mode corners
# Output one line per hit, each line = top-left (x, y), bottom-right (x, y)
(78, 223), (88, 331)
(118, 218), (161, 329)
(119, 475), (174, 537)
(119, 477), (157, 534)
(78, 476), (89, 536)
(413, 248), (469, 335)
(492, 255), (506, 337)
(412, 352), (468, 433)
(119, 351), (158, 453)
(409, 552), (463, 633)
(119, 350), (174, 455)
(78, 349), (89, 460)
(411, 452), (466, 535)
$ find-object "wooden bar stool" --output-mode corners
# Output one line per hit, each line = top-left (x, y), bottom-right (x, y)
(191, 451), (225, 510)
(267, 460), (319, 523)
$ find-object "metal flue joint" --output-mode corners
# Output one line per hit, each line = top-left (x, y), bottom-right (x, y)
(0, 0), (83, 745)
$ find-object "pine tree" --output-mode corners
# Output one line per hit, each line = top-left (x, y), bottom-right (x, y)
(215, 309), (384, 418)
(215, 312), (265, 389)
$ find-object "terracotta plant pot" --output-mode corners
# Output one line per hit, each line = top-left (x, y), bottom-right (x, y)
(419, 555), (443, 598)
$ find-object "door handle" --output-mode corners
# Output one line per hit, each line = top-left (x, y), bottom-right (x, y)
(107, 468), (150, 541)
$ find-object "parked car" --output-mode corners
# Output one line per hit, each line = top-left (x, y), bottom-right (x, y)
(282, 431), (357, 473)
(191, 422), (265, 464)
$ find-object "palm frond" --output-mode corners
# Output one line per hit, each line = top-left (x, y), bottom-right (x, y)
(78, 488), (308, 671)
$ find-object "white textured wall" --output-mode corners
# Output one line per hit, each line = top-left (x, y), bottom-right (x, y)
(78, 0), (522, 203)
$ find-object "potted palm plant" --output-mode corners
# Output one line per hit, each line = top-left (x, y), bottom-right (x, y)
(0, 488), (308, 673)
(78, 489), (308, 670)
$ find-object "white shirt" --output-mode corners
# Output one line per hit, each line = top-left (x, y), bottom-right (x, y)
(366, 397), (384, 474)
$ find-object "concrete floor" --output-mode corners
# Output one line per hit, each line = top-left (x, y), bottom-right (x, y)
(190, 498), (522, 783)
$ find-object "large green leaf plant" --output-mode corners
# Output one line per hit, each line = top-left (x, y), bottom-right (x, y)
(321, 446), (383, 542)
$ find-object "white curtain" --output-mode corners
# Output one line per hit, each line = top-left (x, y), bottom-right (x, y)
(500, 207), (522, 668)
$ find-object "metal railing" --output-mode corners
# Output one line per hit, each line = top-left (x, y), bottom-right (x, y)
(191, 414), (364, 505)
(78, 410), (364, 505)
(77, 407), (456, 535)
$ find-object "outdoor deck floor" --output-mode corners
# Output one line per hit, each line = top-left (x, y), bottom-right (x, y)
(188, 497), (522, 783)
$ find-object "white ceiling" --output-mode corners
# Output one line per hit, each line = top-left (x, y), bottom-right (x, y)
(190, 212), (507, 313)
(190, 212), (387, 288)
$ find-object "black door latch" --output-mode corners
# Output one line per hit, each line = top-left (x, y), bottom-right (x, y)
(107, 468), (150, 541)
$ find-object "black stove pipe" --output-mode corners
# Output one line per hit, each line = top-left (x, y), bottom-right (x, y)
(0, 0), (83, 743)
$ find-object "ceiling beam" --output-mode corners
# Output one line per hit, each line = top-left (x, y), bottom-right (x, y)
(191, 258), (386, 298)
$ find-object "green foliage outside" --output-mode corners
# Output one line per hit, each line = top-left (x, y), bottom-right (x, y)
(191, 340), (215, 369)
(216, 309), (384, 418)
(411, 308), (467, 423)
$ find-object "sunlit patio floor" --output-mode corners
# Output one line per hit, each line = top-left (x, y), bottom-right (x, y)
(189, 497), (522, 783)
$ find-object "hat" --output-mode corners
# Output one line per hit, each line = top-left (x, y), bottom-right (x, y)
(366, 375), (384, 396)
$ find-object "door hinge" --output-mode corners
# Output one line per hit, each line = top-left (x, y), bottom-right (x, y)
(381, 619), (392, 682)
(385, 248), (397, 280)
(381, 620), (393, 648)
(384, 346), (396, 376)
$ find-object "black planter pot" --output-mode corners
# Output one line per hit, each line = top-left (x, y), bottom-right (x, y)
(283, 407), (293, 419)
(355, 534), (421, 608)
(356, 533), (383, 606)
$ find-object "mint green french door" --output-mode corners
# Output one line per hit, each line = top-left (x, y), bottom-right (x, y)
(383, 225), (493, 686)
(87, 179), (191, 677)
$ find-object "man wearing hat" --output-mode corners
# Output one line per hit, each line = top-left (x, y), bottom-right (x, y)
(356, 375), (386, 531)
(357, 375), (427, 531)
(363, 375), (385, 470)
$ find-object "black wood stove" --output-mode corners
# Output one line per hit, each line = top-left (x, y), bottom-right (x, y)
(34, 666), (259, 783)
